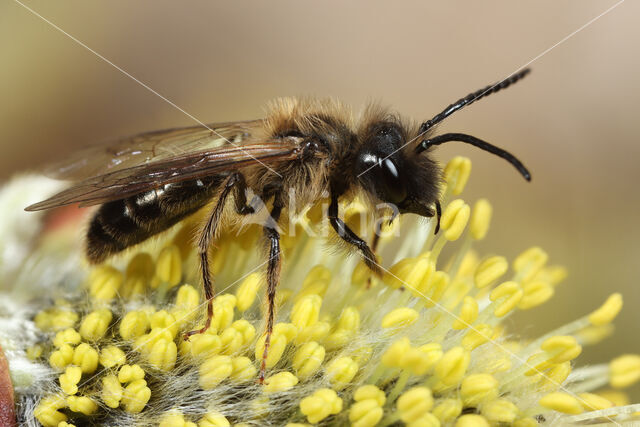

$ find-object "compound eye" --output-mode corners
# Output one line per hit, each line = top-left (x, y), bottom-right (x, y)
(376, 158), (407, 204)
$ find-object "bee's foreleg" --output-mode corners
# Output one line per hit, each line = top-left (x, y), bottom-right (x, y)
(184, 173), (251, 339)
(259, 202), (283, 384)
(328, 194), (382, 277)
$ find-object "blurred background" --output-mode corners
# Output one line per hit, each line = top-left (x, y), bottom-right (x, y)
(1, 0), (638, 396)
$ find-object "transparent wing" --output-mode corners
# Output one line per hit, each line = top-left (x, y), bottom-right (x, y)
(47, 119), (265, 180)
(26, 141), (301, 211)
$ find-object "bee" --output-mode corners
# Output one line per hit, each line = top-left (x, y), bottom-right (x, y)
(26, 69), (532, 381)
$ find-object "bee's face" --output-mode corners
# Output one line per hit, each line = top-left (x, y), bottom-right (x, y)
(355, 121), (441, 217)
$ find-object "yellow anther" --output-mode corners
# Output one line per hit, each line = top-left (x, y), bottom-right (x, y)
(458, 250), (480, 278)
(405, 256), (436, 298)
(349, 399), (383, 427)
(264, 371), (299, 393)
(335, 306), (360, 332)
(53, 329), (81, 348)
(452, 296), (478, 330)
(325, 307), (360, 349)
(101, 374), (122, 408)
(422, 270), (449, 307)
(235, 272), (261, 311)
(354, 385), (386, 406)
(79, 308), (112, 341)
(518, 280), (554, 310)
(432, 398), (462, 422)
(444, 156), (471, 196)
(297, 280), (329, 302)
(382, 307), (419, 330)
(200, 355), (233, 389)
(298, 322), (331, 344)
(35, 306), (78, 332)
(230, 356), (257, 382)
(397, 386), (434, 423)
(441, 199), (470, 241)
(147, 336), (177, 371)
(255, 332), (287, 369)
(324, 329), (350, 350)
(89, 265), (123, 301)
(134, 327), (174, 355)
(99, 345), (126, 368)
(66, 395), (97, 415)
(126, 252), (154, 279)
(220, 328), (243, 355)
(384, 257), (418, 290)
(121, 379), (151, 413)
(538, 361), (571, 389)
(610, 354), (640, 388)
(299, 388), (343, 424)
(303, 264), (332, 287)
(118, 364), (145, 383)
(190, 333), (222, 359)
(541, 335), (582, 364)
(231, 319), (255, 344)
(489, 281), (523, 317)
(481, 398), (518, 423)
(155, 244), (182, 288)
(212, 295), (237, 331)
(434, 346), (470, 386)
(293, 341), (325, 380)
(72, 343), (99, 374)
(460, 373), (499, 405)
(198, 410), (231, 427)
(455, 414), (489, 427)
(595, 390), (629, 407)
(291, 294), (322, 329)
(351, 260), (373, 287)
(34, 395), (67, 427)
(174, 284), (199, 309)
(589, 293), (623, 326)
(59, 366), (82, 395)
(578, 393), (613, 411)
(326, 356), (358, 390)
(462, 324), (494, 351)
(474, 256), (508, 289)
(513, 247), (548, 282)
(407, 343), (443, 375)
(513, 418), (538, 427)
(576, 325), (613, 346)
(159, 410), (197, 427)
(539, 392), (583, 414)
(470, 198), (492, 240)
(382, 337), (411, 368)
(274, 322), (298, 342)
(150, 310), (179, 338)
(26, 344), (43, 360)
(49, 344), (74, 370)
(119, 310), (149, 340)
(121, 274), (146, 299)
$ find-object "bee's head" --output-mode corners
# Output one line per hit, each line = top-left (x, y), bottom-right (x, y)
(355, 120), (441, 218)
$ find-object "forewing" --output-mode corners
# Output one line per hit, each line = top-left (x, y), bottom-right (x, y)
(26, 141), (300, 211)
(47, 120), (265, 180)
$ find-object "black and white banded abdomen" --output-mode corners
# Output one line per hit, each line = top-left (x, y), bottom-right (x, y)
(86, 175), (225, 263)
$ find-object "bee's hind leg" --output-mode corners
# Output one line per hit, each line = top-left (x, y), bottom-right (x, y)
(183, 173), (254, 339)
(259, 201), (283, 384)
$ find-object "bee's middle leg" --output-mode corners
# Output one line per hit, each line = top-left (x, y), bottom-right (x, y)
(184, 173), (254, 339)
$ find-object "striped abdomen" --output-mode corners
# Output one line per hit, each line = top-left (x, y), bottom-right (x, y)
(86, 175), (225, 263)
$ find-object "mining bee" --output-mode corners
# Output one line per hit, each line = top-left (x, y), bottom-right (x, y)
(26, 69), (532, 381)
